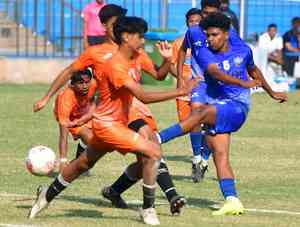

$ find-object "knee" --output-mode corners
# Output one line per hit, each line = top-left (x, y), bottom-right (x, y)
(77, 155), (95, 171)
(149, 145), (162, 161)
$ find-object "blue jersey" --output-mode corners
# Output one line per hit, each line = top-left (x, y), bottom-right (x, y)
(184, 26), (245, 79)
(205, 44), (255, 109)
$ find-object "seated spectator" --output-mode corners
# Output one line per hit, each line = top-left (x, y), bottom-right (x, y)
(282, 17), (300, 77)
(82, 0), (106, 49)
(258, 24), (283, 80)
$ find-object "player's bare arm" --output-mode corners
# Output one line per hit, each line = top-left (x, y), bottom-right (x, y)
(58, 124), (69, 171)
(124, 77), (200, 104)
(176, 43), (188, 87)
(66, 102), (96, 128)
(206, 63), (261, 88)
(33, 65), (77, 112)
(248, 66), (288, 103)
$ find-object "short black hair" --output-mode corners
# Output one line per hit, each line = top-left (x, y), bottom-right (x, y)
(292, 17), (300, 25)
(113, 16), (148, 45)
(185, 8), (202, 26)
(99, 4), (127, 24)
(201, 12), (231, 31)
(220, 0), (229, 4)
(201, 0), (221, 10)
(70, 69), (92, 85)
(268, 23), (277, 29)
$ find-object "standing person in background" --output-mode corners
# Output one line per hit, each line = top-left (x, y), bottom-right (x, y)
(282, 17), (300, 77)
(220, 0), (239, 33)
(170, 8), (205, 183)
(83, 0), (106, 49)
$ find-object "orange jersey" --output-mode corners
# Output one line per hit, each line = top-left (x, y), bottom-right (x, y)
(172, 37), (192, 79)
(128, 49), (158, 130)
(93, 53), (137, 125)
(72, 42), (118, 83)
(54, 80), (97, 125)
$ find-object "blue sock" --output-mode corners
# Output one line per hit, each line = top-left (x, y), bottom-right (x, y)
(189, 131), (202, 156)
(159, 123), (184, 144)
(219, 178), (237, 198)
(201, 138), (212, 161)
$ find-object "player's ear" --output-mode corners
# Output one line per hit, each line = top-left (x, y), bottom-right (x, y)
(122, 33), (129, 43)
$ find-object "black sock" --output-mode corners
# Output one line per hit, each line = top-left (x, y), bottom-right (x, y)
(45, 174), (69, 202)
(143, 184), (156, 209)
(157, 161), (178, 202)
(75, 143), (85, 159)
(111, 172), (138, 195)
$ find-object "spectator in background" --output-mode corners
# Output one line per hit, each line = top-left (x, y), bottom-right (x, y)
(258, 24), (283, 78)
(282, 17), (300, 77)
(220, 0), (239, 33)
(83, 0), (106, 49)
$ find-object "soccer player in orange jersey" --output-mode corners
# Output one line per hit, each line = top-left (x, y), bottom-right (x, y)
(33, 4), (187, 216)
(54, 69), (97, 172)
(29, 15), (200, 225)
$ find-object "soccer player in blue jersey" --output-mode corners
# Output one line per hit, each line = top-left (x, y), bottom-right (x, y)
(159, 12), (287, 215)
(177, 0), (255, 182)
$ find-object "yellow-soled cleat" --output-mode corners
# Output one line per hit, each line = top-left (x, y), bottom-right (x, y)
(212, 197), (244, 216)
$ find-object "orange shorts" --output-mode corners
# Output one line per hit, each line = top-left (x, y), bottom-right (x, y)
(69, 120), (92, 140)
(176, 99), (191, 122)
(89, 119), (147, 155)
(129, 103), (158, 131)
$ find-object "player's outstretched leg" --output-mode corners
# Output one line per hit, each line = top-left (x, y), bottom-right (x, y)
(28, 147), (105, 219)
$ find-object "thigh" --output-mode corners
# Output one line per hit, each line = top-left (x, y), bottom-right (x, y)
(92, 121), (161, 160)
(212, 100), (248, 134)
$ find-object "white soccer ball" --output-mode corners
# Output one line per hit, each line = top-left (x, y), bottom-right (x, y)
(26, 146), (56, 176)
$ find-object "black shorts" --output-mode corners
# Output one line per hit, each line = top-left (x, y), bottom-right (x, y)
(87, 35), (106, 46)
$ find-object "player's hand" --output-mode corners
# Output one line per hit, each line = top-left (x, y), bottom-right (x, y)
(64, 120), (79, 128)
(178, 77), (202, 96)
(270, 91), (288, 103)
(240, 79), (262, 88)
(156, 40), (172, 61)
(33, 96), (49, 112)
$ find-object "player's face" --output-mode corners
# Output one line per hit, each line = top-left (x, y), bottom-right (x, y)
(268, 27), (277, 39)
(206, 27), (228, 52)
(126, 33), (145, 52)
(187, 14), (202, 27)
(96, 0), (104, 4)
(202, 6), (219, 19)
(104, 16), (118, 40)
(73, 75), (91, 96)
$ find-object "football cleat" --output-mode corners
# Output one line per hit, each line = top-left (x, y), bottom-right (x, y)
(101, 186), (128, 209)
(28, 185), (49, 219)
(212, 197), (244, 216)
(170, 195), (187, 215)
(139, 207), (160, 225)
(191, 162), (202, 183)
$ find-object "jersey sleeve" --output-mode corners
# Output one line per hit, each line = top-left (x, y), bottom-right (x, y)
(245, 47), (255, 70)
(183, 29), (193, 50)
(82, 5), (89, 21)
(55, 91), (74, 125)
(72, 48), (94, 71)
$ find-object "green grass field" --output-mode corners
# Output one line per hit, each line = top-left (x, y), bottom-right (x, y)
(0, 84), (300, 227)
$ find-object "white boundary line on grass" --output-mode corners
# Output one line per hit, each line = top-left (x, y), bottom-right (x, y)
(2, 193), (300, 216)
(0, 224), (37, 227)
(126, 200), (300, 216)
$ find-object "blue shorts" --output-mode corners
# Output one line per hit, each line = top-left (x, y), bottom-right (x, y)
(191, 82), (207, 104)
(211, 99), (248, 134)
